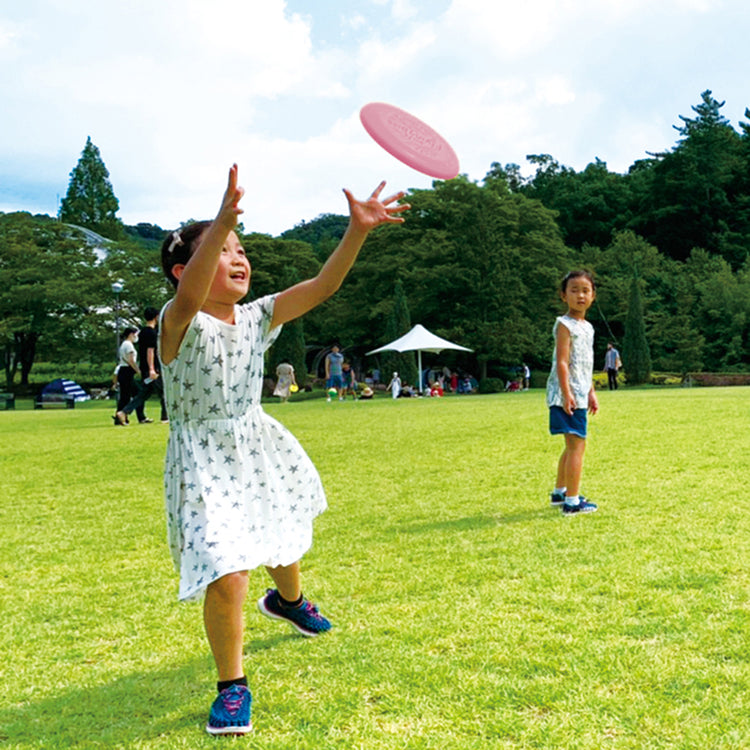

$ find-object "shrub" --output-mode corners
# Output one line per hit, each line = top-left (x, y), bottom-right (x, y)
(685, 372), (750, 387)
(479, 378), (504, 394)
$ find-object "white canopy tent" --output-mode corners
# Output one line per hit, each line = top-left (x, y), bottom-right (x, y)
(366, 324), (473, 393)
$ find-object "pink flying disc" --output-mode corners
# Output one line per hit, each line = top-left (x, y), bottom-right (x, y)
(360, 102), (459, 180)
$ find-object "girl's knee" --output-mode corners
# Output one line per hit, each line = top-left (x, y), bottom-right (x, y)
(565, 434), (586, 452)
(208, 570), (248, 601)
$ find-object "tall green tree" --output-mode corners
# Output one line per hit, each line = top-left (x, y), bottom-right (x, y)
(0, 212), (107, 386)
(691, 253), (750, 370)
(329, 174), (572, 376)
(99, 241), (172, 330)
(268, 269), (308, 385)
(381, 279), (417, 386)
(59, 137), (124, 240)
(622, 273), (652, 384)
(521, 156), (631, 249)
(280, 214), (349, 262)
(633, 91), (747, 266)
(648, 271), (704, 375)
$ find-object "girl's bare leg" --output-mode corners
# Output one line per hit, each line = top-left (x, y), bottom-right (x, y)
(561, 433), (586, 497)
(204, 571), (249, 681)
(265, 561), (301, 601)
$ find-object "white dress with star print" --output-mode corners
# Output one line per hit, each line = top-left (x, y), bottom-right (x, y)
(160, 294), (327, 601)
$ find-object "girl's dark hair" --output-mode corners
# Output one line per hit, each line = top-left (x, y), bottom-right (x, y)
(161, 220), (213, 288)
(561, 269), (596, 293)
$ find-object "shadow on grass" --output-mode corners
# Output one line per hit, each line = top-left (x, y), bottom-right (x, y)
(1, 633), (296, 747)
(1, 666), (201, 747)
(398, 509), (551, 534)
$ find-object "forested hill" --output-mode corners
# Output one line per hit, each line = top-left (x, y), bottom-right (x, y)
(2, 90), (749, 387)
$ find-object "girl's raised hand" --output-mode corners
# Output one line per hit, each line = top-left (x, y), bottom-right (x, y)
(343, 181), (409, 232)
(216, 164), (245, 230)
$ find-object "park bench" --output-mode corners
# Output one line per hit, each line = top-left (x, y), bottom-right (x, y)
(34, 394), (75, 409)
(0, 392), (15, 410)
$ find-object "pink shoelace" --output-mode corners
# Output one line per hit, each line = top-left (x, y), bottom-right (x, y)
(220, 686), (247, 716)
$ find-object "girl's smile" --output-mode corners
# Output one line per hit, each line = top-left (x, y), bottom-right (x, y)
(210, 232), (251, 300)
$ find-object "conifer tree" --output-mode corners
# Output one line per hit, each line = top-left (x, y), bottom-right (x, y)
(59, 136), (124, 239)
(269, 268), (307, 387)
(270, 319), (307, 389)
(383, 279), (418, 387)
(622, 273), (652, 384)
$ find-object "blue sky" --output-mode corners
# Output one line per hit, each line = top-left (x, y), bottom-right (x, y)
(0, 0), (748, 236)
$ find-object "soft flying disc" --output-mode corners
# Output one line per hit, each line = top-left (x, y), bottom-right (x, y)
(290, 384), (299, 393)
(360, 102), (459, 180)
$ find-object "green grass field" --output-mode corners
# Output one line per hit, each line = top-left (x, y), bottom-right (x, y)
(1, 388), (749, 749)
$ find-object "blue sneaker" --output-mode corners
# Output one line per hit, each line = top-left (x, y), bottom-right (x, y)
(205, 684), (252, 736)
(550, 491), (565, 506)
(562, 496), (598, 515)
(257, 588), (332, 637)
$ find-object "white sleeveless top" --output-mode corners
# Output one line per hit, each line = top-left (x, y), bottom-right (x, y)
(546, 315), (594, 410)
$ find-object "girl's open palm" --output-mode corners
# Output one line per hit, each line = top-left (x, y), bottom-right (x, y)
(344, 181), (409, 231)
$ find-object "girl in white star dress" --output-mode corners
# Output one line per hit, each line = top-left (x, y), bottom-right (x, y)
(159, 165), (408, 734)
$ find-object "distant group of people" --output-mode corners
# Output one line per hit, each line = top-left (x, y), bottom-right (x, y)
(383, 369), (477, 399)
(420, 366), (477, 395)
(113, 307), (168, 425)
(505, 363), (531, 392)
(324, 344), (357, 401)
(269, 344), (488, 404)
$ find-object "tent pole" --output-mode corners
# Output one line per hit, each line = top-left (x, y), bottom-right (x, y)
(418, 350), (423, 393)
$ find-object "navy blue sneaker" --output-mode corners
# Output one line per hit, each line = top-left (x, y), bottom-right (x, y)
(205, 684), (252, 736)
(562, 496), (598, 515)
(550, 491), (566, 506)
(257, 588), (332, 637)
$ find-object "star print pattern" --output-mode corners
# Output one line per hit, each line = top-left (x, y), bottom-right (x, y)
(161, 294), (327, 601)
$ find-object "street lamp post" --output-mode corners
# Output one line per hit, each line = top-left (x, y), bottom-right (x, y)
(111, 280), (124, 361)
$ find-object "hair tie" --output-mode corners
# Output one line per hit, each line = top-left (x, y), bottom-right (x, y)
(167, 230), (184, 254)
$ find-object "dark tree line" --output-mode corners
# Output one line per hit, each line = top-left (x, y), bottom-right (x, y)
(2, 91), (749, 389)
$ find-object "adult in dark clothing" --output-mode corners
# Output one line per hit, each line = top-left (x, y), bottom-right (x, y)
(604, 342), (621, 391)
(115, 307), (168, 425)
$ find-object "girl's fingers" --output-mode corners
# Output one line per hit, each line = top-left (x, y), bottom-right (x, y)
(381, 191), (406, 205)
(386, 201), (410, 213)
(227, 163), (238, 190)
(369, 181), (386, 199)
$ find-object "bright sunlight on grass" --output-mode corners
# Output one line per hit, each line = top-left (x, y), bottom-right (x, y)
(1, 387), (749, 749)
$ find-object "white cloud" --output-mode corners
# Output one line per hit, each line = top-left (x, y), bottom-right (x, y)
(0, 21), (19, 53)
(390, 0), (420, 21)
(355, 24), (438, 82)
(535, 76), (576, 107)
(0, 0), (747, 233)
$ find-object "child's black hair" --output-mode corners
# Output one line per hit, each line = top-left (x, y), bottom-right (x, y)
(561, 269), (596, 293)
(161, 220), (213, 288)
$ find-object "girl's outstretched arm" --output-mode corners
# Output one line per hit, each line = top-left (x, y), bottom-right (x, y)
(271, 182), (408, 328)
(161, 165), (244, 363)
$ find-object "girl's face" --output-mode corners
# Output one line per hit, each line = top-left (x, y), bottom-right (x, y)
(561, 275), (595, 318)
(207, 231), (251, 302)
